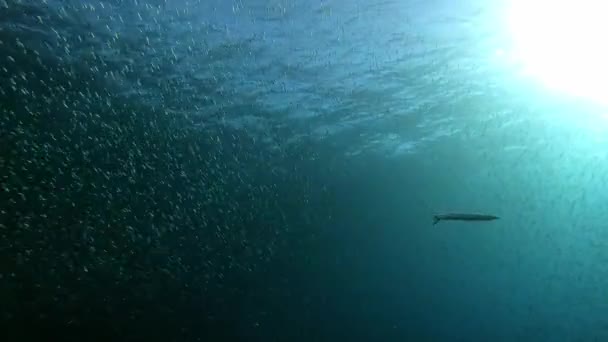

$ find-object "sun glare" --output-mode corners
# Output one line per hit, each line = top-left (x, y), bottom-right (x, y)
(508, 0), (608, 104)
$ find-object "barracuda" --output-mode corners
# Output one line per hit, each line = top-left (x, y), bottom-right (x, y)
(432, 213), (499, 225)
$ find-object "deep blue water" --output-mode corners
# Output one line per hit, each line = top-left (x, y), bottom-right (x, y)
(2, 0), (608, 341)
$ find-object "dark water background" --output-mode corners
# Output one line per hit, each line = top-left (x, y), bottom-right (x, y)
(3, 0), (608, 341)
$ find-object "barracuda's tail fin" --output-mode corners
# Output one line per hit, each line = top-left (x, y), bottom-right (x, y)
(433, 215), (440, 225)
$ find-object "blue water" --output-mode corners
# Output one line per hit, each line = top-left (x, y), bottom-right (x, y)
(2, 0), (608, 341)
